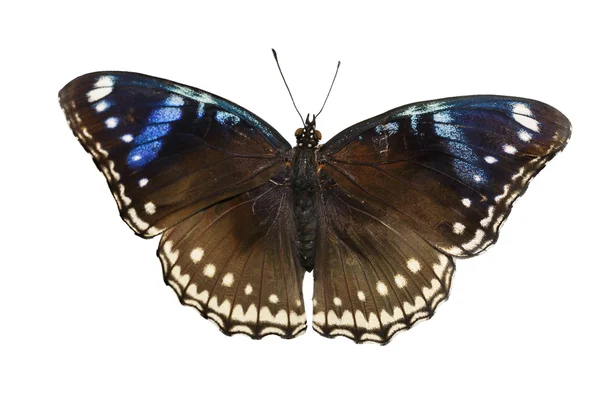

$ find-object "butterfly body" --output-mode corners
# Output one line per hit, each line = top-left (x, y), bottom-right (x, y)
(60, 71), (570, 344)
(291, 145), (320, 272)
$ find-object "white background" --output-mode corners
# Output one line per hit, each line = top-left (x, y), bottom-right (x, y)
(2, 1), (598, 399)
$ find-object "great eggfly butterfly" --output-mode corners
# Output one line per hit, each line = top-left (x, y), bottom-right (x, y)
(59, 54), (570, 344)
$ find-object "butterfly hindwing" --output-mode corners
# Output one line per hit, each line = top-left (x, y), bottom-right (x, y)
(313, 96), (569, 343)
(313, 178), (455, 343)
(59, 72), (291, 238)
(157, 173), (307, 338)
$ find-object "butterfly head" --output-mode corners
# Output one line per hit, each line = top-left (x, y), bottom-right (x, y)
(295, 114), (321, 148)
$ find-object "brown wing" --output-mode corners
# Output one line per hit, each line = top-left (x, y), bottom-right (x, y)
(158, 178), (307, 339)
(312, 96), (570, 343)
(60, 71), (291, 238)
(312, 177), (455, 343)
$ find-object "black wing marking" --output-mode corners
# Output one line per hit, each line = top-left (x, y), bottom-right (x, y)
(59, 71), (291, 238)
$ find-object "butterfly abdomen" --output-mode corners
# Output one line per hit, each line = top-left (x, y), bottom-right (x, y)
(292, 148), (320, 272)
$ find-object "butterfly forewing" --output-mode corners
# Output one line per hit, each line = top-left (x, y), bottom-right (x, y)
(313, 96), (569, 342)
(59, 72), (290, 238)
(319, 96), (570, 258)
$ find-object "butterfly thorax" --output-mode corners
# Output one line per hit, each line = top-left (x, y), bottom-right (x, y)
(291, 141), (320, 272)
(294, 119), (322, 148)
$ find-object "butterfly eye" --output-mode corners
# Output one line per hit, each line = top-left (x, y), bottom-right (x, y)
(315, 130), (322, 140)
(295, 128), (304, 136)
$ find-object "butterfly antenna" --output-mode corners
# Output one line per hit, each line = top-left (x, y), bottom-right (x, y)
(315, 60), (341, 119)
(272, 49), (305, 127)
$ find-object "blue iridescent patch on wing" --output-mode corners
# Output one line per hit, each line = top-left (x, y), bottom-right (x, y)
(149, 108), (182, 123)
(433, 120), (488, 186)
(215, 110), (240, 127)
(451, 158), (487, 186)
(127, 141), (163, 168)
(375, 122), (399, 136)
(435, 124), (463, 141)
(134, 124), (172, 145)
(433, 111), (453, 123)
(163, 95), (185, 106)
(410, 115), (419, 133)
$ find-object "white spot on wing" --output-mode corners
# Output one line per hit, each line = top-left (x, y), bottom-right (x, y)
(376, 281), (388, 296)
(394, 274), (407, 288)
(518, 130), (532, 142)
(503, 144), (517, 154)
(144, 202), (156, 215)
(269, 294), (279, 304)
(407, 258), (421, 273)
(105, 117), (119, 128)
(453, 222), (466, 234)
(513, 114), (540, 132)
(244, 284), (253, 295)
(512, 103), (532, 116)
(87, 87), (112, 103)
(95, 100), (110, 112)
(333, 297), (342, 306)
(357, 291), (366, 301)
(138, 178), (149, 188)
(95, 76), (115, 88)
(190, 248), (204, 263)
(203, 264), (216, 278)
(222, 273), (234, 287)
(462, 198), (471, 208)
(121, 134), (133, 143)
(484, 156), (498, 164)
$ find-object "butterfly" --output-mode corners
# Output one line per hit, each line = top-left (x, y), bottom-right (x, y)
(59, 61), (570, 344)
